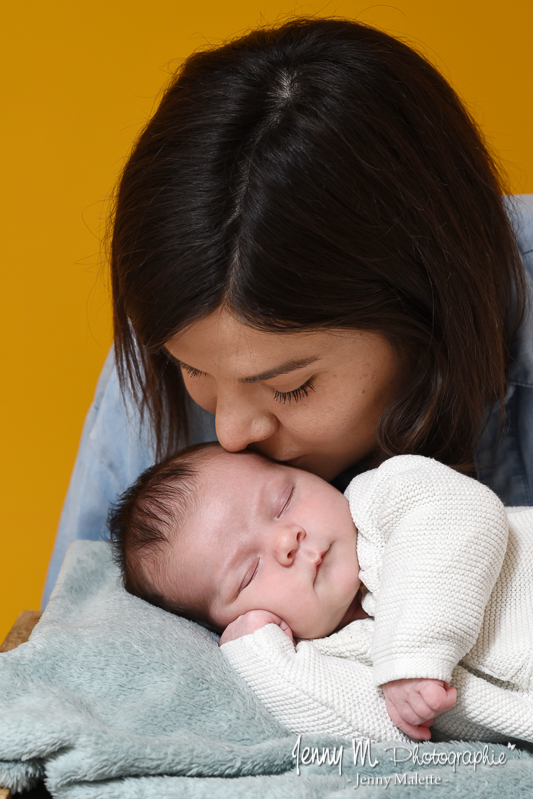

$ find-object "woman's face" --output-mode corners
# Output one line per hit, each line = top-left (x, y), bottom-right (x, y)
(165, 309), (406, 480)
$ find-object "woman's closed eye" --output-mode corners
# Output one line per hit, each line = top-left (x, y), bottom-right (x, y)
(177, 355), (314, 404)
(272, 379), (315, 404)
(180, 362), (207, 379)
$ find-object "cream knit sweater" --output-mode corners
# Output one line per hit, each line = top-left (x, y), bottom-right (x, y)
(222, 455), (533, 743)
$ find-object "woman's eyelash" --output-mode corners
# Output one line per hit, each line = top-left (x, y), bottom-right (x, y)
(179, 362), (314, 405)
(180, 363), (206, 378)
(273, 380), (315, 404)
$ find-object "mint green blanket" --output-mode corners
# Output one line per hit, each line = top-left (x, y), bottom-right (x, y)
(1, 541), (532, 798)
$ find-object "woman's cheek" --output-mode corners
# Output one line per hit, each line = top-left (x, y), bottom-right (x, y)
(282, 392), (343, 440)
(182, 378), (217, 414)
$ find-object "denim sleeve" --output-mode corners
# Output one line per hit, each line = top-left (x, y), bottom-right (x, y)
(42, 349), (216, 606)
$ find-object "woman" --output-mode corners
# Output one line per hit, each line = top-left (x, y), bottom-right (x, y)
(44, 18), (533, 604)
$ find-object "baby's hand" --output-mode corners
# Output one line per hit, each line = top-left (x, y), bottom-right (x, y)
(219, 610), (294, 646)
(381, 678), (457, 740)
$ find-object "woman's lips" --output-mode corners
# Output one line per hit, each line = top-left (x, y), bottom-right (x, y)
(246, 446), (304, 467)
(281, 456), (304, 467)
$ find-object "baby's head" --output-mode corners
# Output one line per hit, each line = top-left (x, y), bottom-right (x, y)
(109, 443), (360, 639)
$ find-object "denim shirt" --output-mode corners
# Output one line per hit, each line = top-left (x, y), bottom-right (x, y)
(42, 195), (533, 606)
(475, 195), (533, 505)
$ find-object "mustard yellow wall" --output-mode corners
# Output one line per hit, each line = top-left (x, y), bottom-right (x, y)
(1, 0), (532, 641)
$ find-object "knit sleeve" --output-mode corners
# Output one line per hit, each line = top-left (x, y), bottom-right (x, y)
(221, 622), (410, 742)
(346, 456), (509, 686)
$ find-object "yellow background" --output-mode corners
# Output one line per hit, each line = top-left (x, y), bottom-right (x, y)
(1, 0), (532, 641)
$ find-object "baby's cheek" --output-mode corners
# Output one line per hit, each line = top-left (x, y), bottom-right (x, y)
(284, 595), (326, 639)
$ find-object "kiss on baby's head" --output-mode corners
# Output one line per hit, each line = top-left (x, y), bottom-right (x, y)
(108, 443), (361, 639)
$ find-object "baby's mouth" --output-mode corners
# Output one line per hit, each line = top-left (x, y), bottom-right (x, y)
(314, 546), (330, 580)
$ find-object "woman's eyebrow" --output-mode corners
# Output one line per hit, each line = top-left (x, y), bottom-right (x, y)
(164, 350), (208, 375)
(163, 350), (320, 383)
(239, 357), (320, 384)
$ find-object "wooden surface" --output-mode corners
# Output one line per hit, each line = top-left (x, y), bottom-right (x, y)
(0, 611), (43, 799)
(0, 610), (42, 653)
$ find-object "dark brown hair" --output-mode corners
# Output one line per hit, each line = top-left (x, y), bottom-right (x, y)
(108, 442), (223, 628)
(111, 17), (526, 472)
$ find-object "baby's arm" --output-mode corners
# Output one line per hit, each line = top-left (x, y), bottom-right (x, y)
(221, 620), (411, 741)
(222, 614), (455, 740)
(347, 456), (510, 687)
(381, 678), (457, 740)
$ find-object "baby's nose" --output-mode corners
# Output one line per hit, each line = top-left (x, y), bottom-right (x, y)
(273, 526), (305, 565)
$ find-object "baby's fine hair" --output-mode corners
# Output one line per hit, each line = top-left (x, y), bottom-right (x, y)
(108, 441), (222, 626)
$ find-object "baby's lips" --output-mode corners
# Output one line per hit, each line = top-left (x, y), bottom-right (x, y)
(312, 546), (330, 578)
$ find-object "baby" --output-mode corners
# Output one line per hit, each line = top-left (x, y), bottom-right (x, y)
(109, 443), (533, 744)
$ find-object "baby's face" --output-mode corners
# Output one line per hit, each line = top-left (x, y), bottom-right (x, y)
(164, 450), (360, 639)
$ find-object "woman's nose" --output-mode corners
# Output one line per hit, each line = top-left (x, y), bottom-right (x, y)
(273, 526), (306, 566)
(215, 393), (279, 452)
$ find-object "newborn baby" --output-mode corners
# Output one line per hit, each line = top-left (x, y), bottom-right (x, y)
(109, 443), (533, 744)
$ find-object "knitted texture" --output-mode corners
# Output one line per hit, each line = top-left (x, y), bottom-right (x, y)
(223, 621), (408, 742)
(347, 456), (510, 686)
(223, 455), (533, 743)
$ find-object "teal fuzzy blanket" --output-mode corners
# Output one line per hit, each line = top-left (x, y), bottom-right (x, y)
(1, 541), (533, 798)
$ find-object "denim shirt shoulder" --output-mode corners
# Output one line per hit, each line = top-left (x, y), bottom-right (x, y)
(507, 195), (533, 388)
(475, 195), (533, 505)
(42, 349), (216, 607)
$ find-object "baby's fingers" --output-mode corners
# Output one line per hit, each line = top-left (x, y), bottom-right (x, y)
(384, 698), (432, 741)
(392, 692), (437, 727)
(219, 610), (284, 644)
(420, 682), (457, 714)
(278, 618), (295, 643)
(442, 685), (457, 712)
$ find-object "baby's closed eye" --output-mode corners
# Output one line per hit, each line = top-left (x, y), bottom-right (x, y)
(238, 561), (259, 593)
